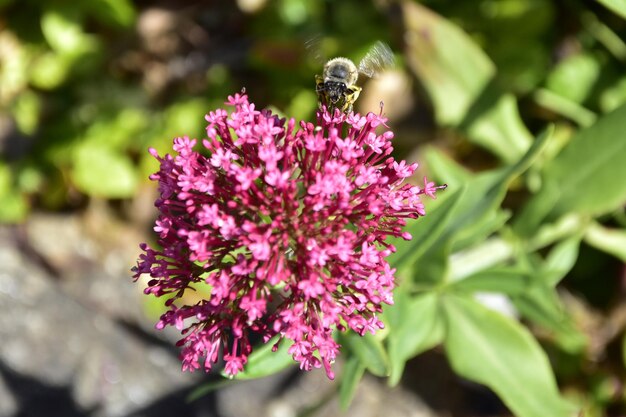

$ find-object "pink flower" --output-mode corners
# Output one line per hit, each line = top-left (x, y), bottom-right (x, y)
(133, 92), (444, 380)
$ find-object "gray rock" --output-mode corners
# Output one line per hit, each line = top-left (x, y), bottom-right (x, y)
(0, 225), (198, 416)
(0, 374), (18, 417)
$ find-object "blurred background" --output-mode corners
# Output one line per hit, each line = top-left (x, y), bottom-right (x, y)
(1, 0), (626, 416)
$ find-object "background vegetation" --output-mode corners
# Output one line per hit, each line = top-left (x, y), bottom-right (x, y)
(1, 0), (626, 416)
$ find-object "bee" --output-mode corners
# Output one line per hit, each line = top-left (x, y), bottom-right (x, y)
(314, 41), (394, 113)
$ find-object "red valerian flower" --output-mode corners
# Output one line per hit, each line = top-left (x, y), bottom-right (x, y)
(133, 92), (443, 379)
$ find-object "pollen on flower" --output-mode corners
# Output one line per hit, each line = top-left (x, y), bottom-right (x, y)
(133, 92), (443, 380)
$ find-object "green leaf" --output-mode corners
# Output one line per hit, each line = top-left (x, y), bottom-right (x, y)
(394, 127), (551, 284)
(338, 356), (365, 411)
(11, 90), (41, 135)
(597, 0), (626, 19)
(287, 89), (318, 121)
(41, 9), (99, 58)
(451, 209), (510, 252)
(463, 93), (533, 163)
(344, 332), (389, 377)
(545, 53), (601, 104)
(413, 241), (452, 286)
(513, 180), (561, 235)
(72, 144), (138, 198)
(512, 247), (588, 354)
(402, 3), (491, 124)
(29, 52), (70, 89)
(584, 221), (626, 262)
(163, 98), (211, 138)
(187, 379), (236, 402)
(443, 127), (552, 251)
(227, 337), (295, 380)
(83, 108), (150, 150)
(443, 295), (577, 417)
(533, 88), (596, 127)
(513, 282), (587, 354)
(422, 146), (472, 190)
(386, 189), (462, 271)
(600, 75), (626, 112)
(429, 173), (526, 270)
(449, 267), (530, 296)
(402, 2), (531, 162)
(0, 37), (30, 95)
(542, 236), (582, 286)
(0, 164), (28, 223)
(448, 237), (515, 281)
(424, 128), (553, 260)
(85, 0), (136, 28)
(385, 291), (443, 386)
(583, 12), (626, 63)
(445, 174), (509, 249)
(518, 103), (626, 229)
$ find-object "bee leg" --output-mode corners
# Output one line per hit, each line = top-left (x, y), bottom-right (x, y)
(344, 85), (362, 113)
(349, 85), (361, 102)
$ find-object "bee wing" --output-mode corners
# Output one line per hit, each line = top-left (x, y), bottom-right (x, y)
(305, 35), (326, 65)
(358, 41), (394, 78)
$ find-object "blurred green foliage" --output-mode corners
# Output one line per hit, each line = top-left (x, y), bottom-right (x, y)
(2, 0), (626, 416)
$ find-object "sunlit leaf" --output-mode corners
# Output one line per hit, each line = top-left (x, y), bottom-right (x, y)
(414, 241), (452, 286)
(386, 189), (461, 271)
(187, 379), (236, 402)
(86, 0), (136, 28)
(163, 99), (211, 139)
(0, 33), (30, 97)
(533, 88), (596, 127)
(600, 75), (626, 112)
(542, 236), (582, 286)
(516, 103), (626, 232)
(463, 93), (533, 163)
(29, 52), (70, 89)
(584, 221), (626, 262)
(545, 52), (601, 104)
(393, 127), (551, 287)
(41, 9), (100, 58)
(403, 3), (492, 125)
(11, 89), (41, 135)
(83, 108), (150, 150)
(339, 356), (365, 411)
(227, 337), (295, 380)
(344, 332), (389, 377)
(444, 127), (552, 251)
(513, 280), (587, 354)
(597, 0), (626, 19)
(511, 250), (588, 354)
(451, 209), (511, 253)
(72, 144), (138, 198)
(402, 2), (531, 162)
(448, 237), (515, 282)
(0, 164), (28, 223)
(385, 291), (443, 386)
(449, 267), (530, 295)
(422, 146), (472, 190)
(443, 294), (578, 417)
(547, 102), (626, 215)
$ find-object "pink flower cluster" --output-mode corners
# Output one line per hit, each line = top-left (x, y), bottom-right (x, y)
(133, 92), (441, 379)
